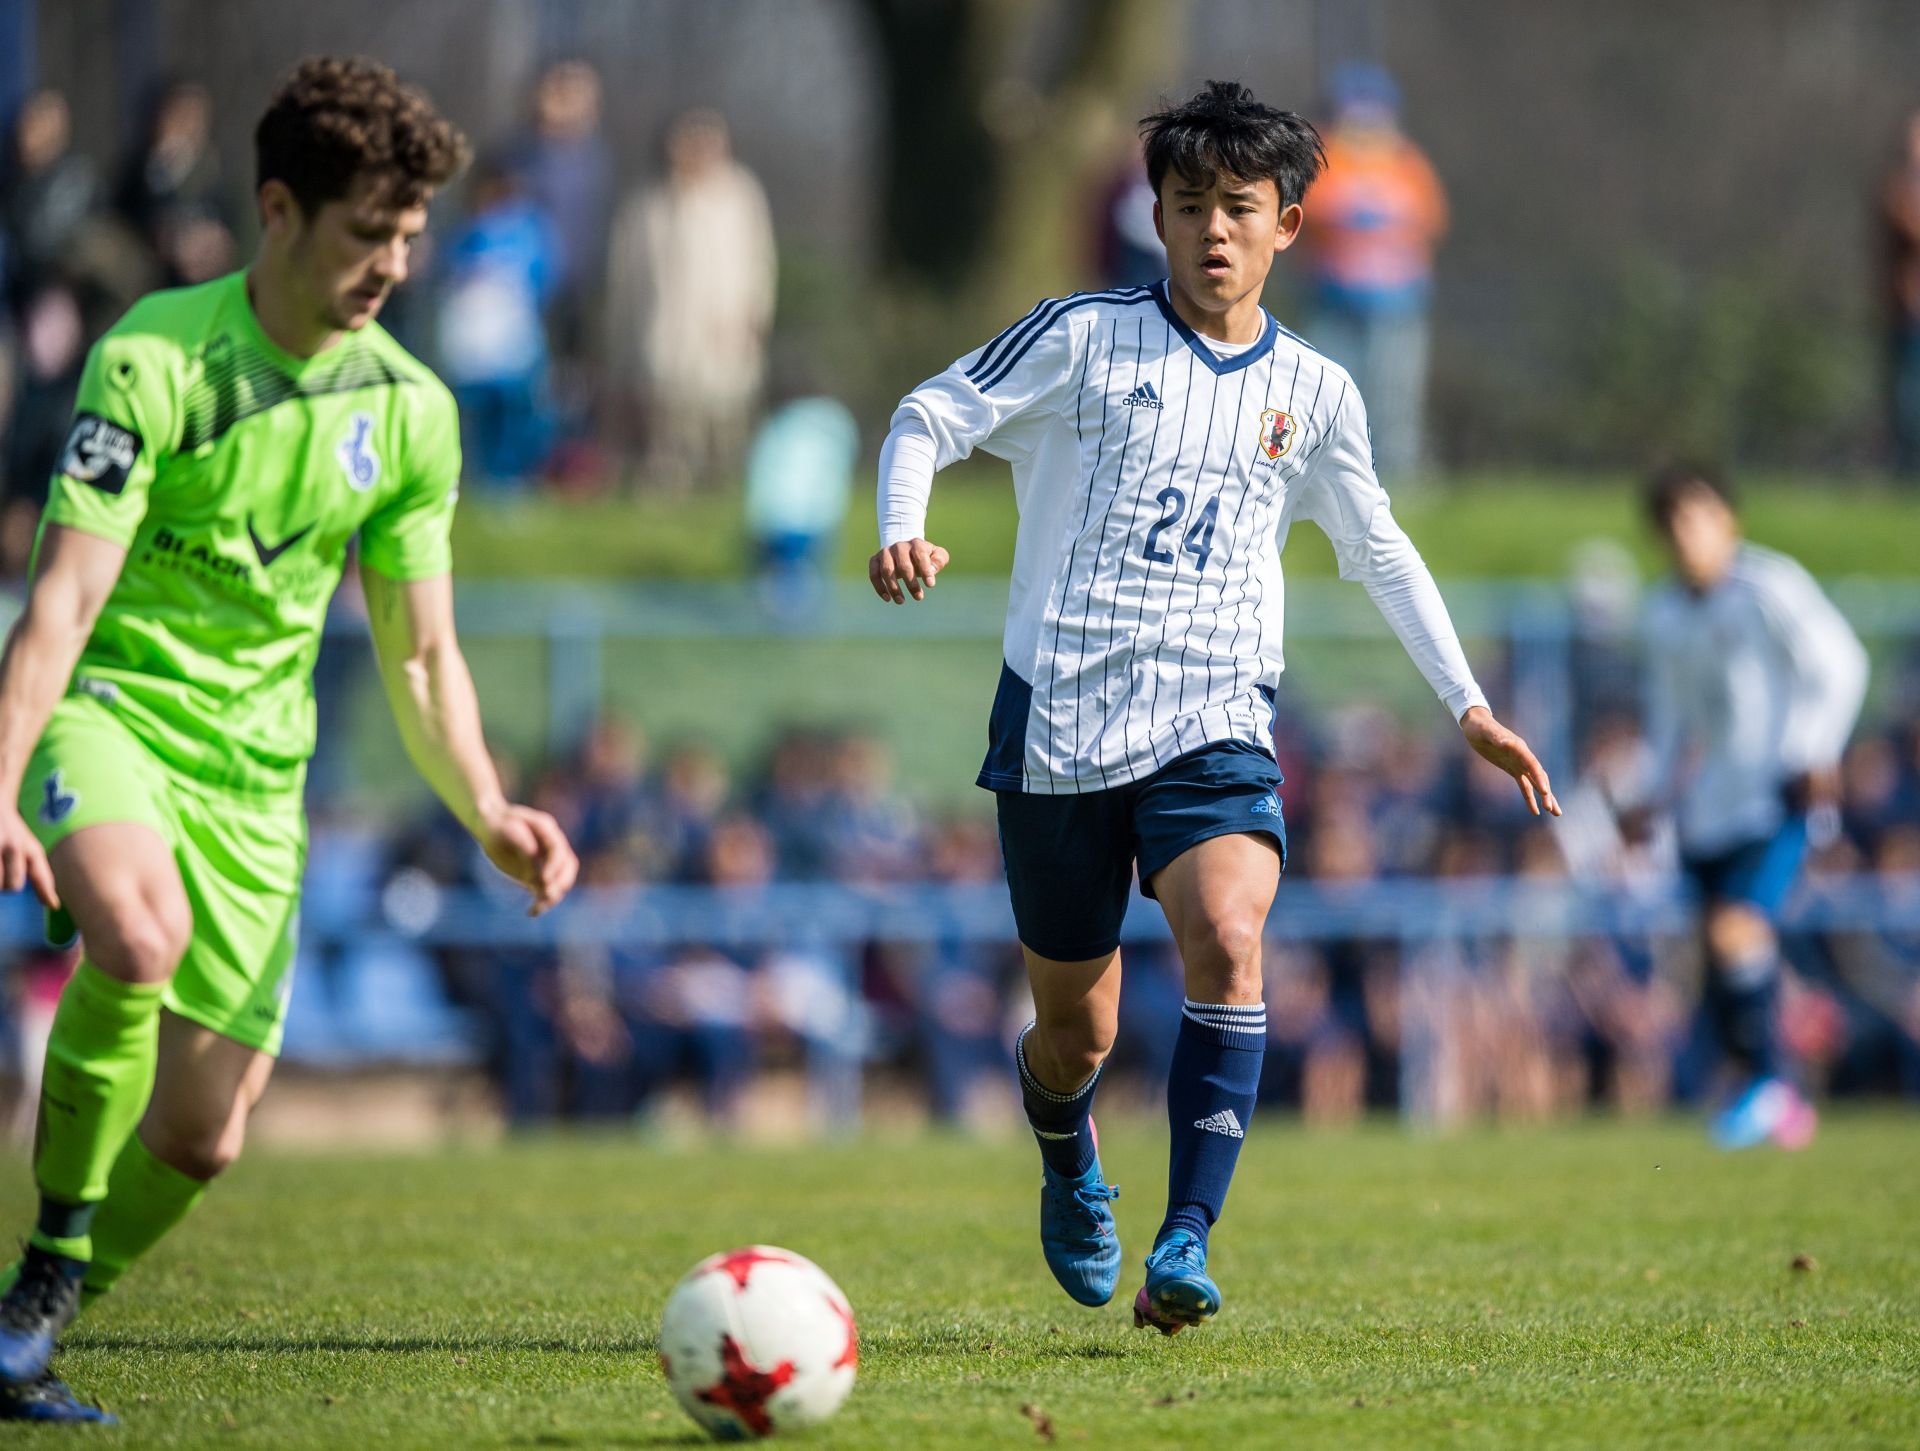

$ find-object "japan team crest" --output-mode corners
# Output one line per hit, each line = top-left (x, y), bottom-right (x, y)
(1258, 408), (1296, 461)
(336, 412), (381, 492)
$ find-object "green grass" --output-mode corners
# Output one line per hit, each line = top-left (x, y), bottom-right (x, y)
(4, 1113), (1917, 1447)
(449, 473), (1920, 580)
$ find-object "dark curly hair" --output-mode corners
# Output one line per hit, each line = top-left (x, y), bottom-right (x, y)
(255, 56), (469, 215)
(1140, 80), (1326, 208)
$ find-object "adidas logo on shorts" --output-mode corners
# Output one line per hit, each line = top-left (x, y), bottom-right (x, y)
(1193, 1109), (1245, 1139)
(1120, 381), (1164, 410)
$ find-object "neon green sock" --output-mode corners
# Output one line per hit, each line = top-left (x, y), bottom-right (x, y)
(29, 962), (166, 1260)
(80, 1134), (209, 1305)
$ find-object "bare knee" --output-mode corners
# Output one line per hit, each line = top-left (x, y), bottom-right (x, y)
(1181, 914), (1267, 1002)
(89, 902), (192, 984)
(1704, 903), (1773, 967)
(1027, 1013), (1116, 1088)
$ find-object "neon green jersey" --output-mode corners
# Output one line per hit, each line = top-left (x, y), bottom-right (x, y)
(40, 270), (461, 795)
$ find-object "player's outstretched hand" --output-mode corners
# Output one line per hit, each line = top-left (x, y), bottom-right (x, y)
(869, 538), (950, 604)
(479, 803), (579, 917)
(0, 807), (59, 909)
(1459, 706), (1562, 818)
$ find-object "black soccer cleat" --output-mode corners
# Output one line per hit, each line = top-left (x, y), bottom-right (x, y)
(0, 1247), (87, 1387)
(0, 1370), (117, 1424)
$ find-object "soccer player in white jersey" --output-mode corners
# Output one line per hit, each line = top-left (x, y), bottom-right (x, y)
(869, 81), (1558, 1333)
(1635, 465), (1868, 1149)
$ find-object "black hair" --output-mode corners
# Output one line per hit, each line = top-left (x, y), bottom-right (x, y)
(1139, 80), (1326, 208)
(1644, 461), (1739, 529)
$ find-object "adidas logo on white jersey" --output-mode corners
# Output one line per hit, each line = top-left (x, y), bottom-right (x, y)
(1193, 1109), (1245, 1138)
(1120, 380), (1164, 410)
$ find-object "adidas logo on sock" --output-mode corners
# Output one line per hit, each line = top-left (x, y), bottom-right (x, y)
(1120, 380), (1164, 410)
(1033, 1128), (1080, 1141)
(1193, 1109), (1245, 1139)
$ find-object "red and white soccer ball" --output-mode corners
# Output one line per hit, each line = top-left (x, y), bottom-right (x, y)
(659, 1246), (858, 1440)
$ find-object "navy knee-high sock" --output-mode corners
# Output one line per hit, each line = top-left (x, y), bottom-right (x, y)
(1159, 1000), (1266, 1247)
(1015, 1023), (1101, 1179)
(1710, 946), (1786, 1081)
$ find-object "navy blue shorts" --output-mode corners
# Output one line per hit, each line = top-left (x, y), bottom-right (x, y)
(1683, 815), (1810, 916)
(994, 739), (1287, 962)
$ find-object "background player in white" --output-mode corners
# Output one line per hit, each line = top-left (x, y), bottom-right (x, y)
(1633, 465), (1868, 1149)
(870, 81), (1558, 1333)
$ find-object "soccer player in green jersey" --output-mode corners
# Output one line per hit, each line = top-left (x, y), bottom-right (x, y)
(0, 58), (579, 1422)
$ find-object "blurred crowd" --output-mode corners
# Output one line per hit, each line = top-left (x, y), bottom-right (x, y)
(0, 80), (239, 574)
(187, 691), (1919, 1134)
(0, 64), (811, 545)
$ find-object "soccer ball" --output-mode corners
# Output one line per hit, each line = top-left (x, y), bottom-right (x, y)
(659, 1245), (858, 1439)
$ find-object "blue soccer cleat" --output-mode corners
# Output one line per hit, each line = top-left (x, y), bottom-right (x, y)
(1133, 1229), (1220, 1335)
(1038, 1148), (1121, 1308)
(0, 1370), (117, 1424)
(1711, 1076), (1816, 1151)
(0, 1247), (86, 1387)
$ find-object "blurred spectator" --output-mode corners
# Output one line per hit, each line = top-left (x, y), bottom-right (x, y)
(568, 714), (652, 867)
(1881, 108), (1920, 479)
(754, 730), (836, 881)
(435, 158), (560, 489)
(606, 109), (776, 493)
(114, 79), (235, 287)
(655, 743), (732, 883)
(1, 89), (97, 304)
(820, 734), (917, 885)
(0, 281), (85, 575)
(744, 391), (858, 614)
(1090, 137), (1162, 289)
(1307, 63), (1447, 479)
(909, 818), (1017, 1124)
(507, 60), (613, 379)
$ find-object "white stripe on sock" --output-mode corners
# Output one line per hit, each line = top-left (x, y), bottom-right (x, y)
(1184, 998), (1265, 1015)
(1182, 1005), (1267, 1035)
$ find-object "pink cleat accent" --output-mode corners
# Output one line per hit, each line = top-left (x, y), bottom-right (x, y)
(1133, 1286), (1188, 1337)
(1771, 1088), (1818, 1150)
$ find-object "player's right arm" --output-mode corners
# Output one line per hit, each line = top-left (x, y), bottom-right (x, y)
(869, 298), (1082, 604)
(0, 326), (173, 904)
(871, 418), (949, 603)
(0, 528), (129, 905)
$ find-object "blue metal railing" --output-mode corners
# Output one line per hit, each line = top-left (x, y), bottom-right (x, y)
(6, 873), (1908, 954)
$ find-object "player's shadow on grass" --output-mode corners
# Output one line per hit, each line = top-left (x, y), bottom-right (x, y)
(1040, 1341), (1133, 1361)
(510, 1438), (699, 1449)
(69, 1331), (658, 1356)
(511, 1436), (715, 1449)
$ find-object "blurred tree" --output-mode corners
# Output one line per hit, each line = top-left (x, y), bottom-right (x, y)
(857, 0), (1188, 318)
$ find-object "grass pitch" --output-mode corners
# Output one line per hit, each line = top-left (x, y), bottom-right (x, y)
(2, 1113), (1916, 1448)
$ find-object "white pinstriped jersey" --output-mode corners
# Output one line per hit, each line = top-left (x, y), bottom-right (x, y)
(1644, 544), (1868, 856)
(891, 281), (1486, 795)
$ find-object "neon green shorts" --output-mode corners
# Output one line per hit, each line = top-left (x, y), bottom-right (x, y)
(22, 696), (306, 1056)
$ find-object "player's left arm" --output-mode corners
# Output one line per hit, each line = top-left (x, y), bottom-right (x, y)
(1293, 382), (1559, 817)
(1753, 564), (1870, 811)
(362, 566), (578, 915)
(359, 381), (576, 913)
